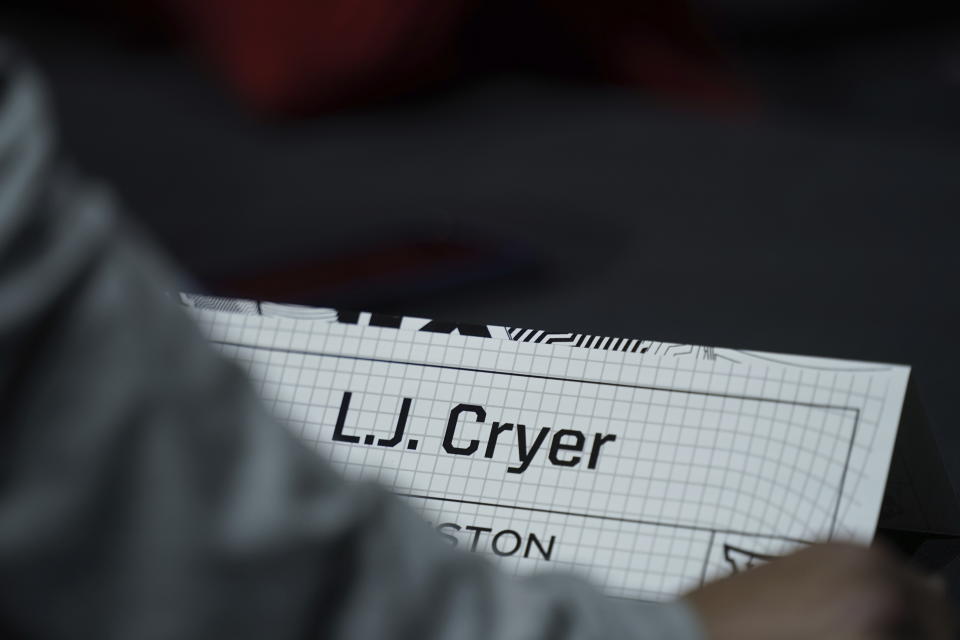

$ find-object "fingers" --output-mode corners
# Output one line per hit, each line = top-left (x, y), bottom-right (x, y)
(686, 541), (957, 640)
(870, 544), (955, 640)
(895, 564), (954, 640)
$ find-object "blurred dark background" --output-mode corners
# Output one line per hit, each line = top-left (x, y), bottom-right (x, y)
(3, 1), (959, 480)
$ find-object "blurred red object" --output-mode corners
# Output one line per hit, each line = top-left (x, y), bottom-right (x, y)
(150, 0), (751, 115)
(157, 0), (470, 113)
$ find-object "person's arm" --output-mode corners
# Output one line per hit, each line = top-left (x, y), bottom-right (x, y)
(0, 45), (704, 640)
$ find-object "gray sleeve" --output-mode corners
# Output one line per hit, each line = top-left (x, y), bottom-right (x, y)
(0, 46), (706, 640)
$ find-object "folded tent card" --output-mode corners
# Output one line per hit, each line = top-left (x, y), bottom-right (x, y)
(184, 294), (960, 601)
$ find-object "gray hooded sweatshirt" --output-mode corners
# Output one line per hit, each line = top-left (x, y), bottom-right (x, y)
(0, 44), (705, 640)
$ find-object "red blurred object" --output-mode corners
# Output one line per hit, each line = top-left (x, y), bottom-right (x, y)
(156, 0), (470, 113)
(148, 0), (752, 115)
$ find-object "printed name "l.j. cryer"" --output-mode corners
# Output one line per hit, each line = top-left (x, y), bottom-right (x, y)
(332, 391), (617, 474)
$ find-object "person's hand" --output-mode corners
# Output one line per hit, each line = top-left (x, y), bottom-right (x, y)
(686, 542), (954, 640)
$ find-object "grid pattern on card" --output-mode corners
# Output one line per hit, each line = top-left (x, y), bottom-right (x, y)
(199, 309), (903, 601)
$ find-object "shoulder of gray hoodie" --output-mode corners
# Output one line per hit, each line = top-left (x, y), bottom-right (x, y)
(0, 43), (706, 640)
